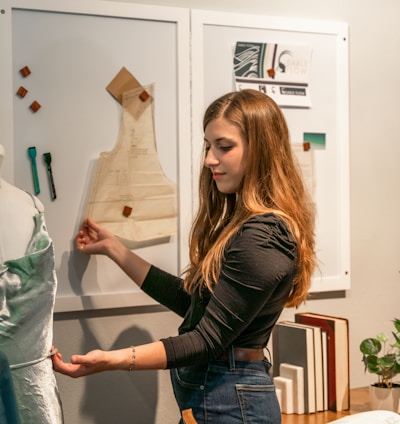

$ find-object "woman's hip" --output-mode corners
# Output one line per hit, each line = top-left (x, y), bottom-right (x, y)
(171, 360), (281, 423)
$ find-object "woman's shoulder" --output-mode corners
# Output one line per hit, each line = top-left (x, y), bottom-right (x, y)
(243, 212), (288, 233)
(234, 213), (297, 258)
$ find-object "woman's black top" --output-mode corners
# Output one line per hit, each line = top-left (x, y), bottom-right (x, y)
(141, 213), (298, 369)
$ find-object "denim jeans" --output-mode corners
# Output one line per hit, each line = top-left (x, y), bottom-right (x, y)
(170, 353), (281, 423)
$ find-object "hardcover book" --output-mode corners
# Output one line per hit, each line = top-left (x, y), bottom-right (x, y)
(295, 312), (350, 411)
(272, 321), (316, 413)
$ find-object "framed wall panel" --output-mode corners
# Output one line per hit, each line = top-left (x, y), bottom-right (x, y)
(191, 10), (350, 293)
(0, 0), (191, 311)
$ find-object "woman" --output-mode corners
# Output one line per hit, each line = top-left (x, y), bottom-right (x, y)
(52, 89), (315, 423)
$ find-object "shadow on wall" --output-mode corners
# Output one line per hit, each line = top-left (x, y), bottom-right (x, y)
(59, 238), (160, 422)
(78, 322), (158, 423)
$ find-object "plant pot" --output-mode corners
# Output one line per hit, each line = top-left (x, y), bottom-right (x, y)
(369, 383), (400, 413)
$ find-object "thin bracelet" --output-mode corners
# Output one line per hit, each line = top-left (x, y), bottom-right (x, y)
(129, 345), (136, 371)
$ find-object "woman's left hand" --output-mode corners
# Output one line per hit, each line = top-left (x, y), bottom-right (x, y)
(51, 347), (110, 378)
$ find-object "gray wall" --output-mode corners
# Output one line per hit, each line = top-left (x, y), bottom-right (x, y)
(52, 0), (400, 422)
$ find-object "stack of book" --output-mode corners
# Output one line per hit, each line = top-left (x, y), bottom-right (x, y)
(271, 312), (349, 414)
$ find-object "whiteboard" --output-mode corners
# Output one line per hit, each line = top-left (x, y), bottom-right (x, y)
(0, 0), (191, 311)
(191, 10), (350, 293)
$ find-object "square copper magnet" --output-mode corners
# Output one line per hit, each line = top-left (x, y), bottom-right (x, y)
(16, 86), (28, 98)
(139, 90), (150, 102)
(29, 101), (41, 112)
(19, 66), (31, 77)
(122, 206), (133, 217)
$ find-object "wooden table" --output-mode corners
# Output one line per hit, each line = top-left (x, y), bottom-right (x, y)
(281, 387), (371, 423)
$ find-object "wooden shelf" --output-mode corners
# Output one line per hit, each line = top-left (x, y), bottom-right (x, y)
(281, 387), (370, 423)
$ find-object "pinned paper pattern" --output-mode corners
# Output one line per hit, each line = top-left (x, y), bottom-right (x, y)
(86, 73), (177, 249)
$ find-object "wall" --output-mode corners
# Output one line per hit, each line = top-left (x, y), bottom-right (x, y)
(51, 0), (400, 422)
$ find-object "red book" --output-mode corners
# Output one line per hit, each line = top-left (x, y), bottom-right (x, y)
(295, 312), (349, 412)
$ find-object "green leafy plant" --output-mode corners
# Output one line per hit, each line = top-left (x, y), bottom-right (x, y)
(360, 318), (400, 388)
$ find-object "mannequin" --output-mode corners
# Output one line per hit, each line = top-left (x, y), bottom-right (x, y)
(0, 144), (44, 262)
(0, 144), (63, 423)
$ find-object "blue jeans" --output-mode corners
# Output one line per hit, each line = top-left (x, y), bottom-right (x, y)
(170, 354), (281, 423)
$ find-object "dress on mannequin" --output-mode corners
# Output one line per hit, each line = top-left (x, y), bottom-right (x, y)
(0, 145), (63, 423)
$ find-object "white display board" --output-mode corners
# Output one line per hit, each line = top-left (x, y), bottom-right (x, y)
(191, 10), (350, 293)
(0, 2), (350, 311)
(0, 0), (191, 311)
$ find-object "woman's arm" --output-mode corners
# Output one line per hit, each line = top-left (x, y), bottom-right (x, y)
(51, 218), (185, 378)
(77, 218), (191, 315)
(52, 341), (167, 377)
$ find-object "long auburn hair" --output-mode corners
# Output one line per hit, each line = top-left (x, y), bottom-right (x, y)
(183, 89), (316, 307)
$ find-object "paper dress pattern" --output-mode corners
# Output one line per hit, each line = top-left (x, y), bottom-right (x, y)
(86, 84), (177, 249)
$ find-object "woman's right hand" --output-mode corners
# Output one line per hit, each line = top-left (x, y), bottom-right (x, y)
(76, 217), (151, 288)
(75, 217), (116, 256)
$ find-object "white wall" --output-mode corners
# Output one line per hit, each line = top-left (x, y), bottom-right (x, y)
(52, 0), (400, 422)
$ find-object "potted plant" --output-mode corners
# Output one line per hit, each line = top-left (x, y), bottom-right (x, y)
(359, 318), (400, 412)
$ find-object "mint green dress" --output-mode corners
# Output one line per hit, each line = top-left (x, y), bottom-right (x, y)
(0, 201), (63, 423)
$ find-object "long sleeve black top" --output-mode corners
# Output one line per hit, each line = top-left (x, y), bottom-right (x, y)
(141, 213), (298, 369)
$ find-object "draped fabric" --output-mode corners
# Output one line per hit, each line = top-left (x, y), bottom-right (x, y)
(0, 201), (63, 423)
(0, 351), (20, 424)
